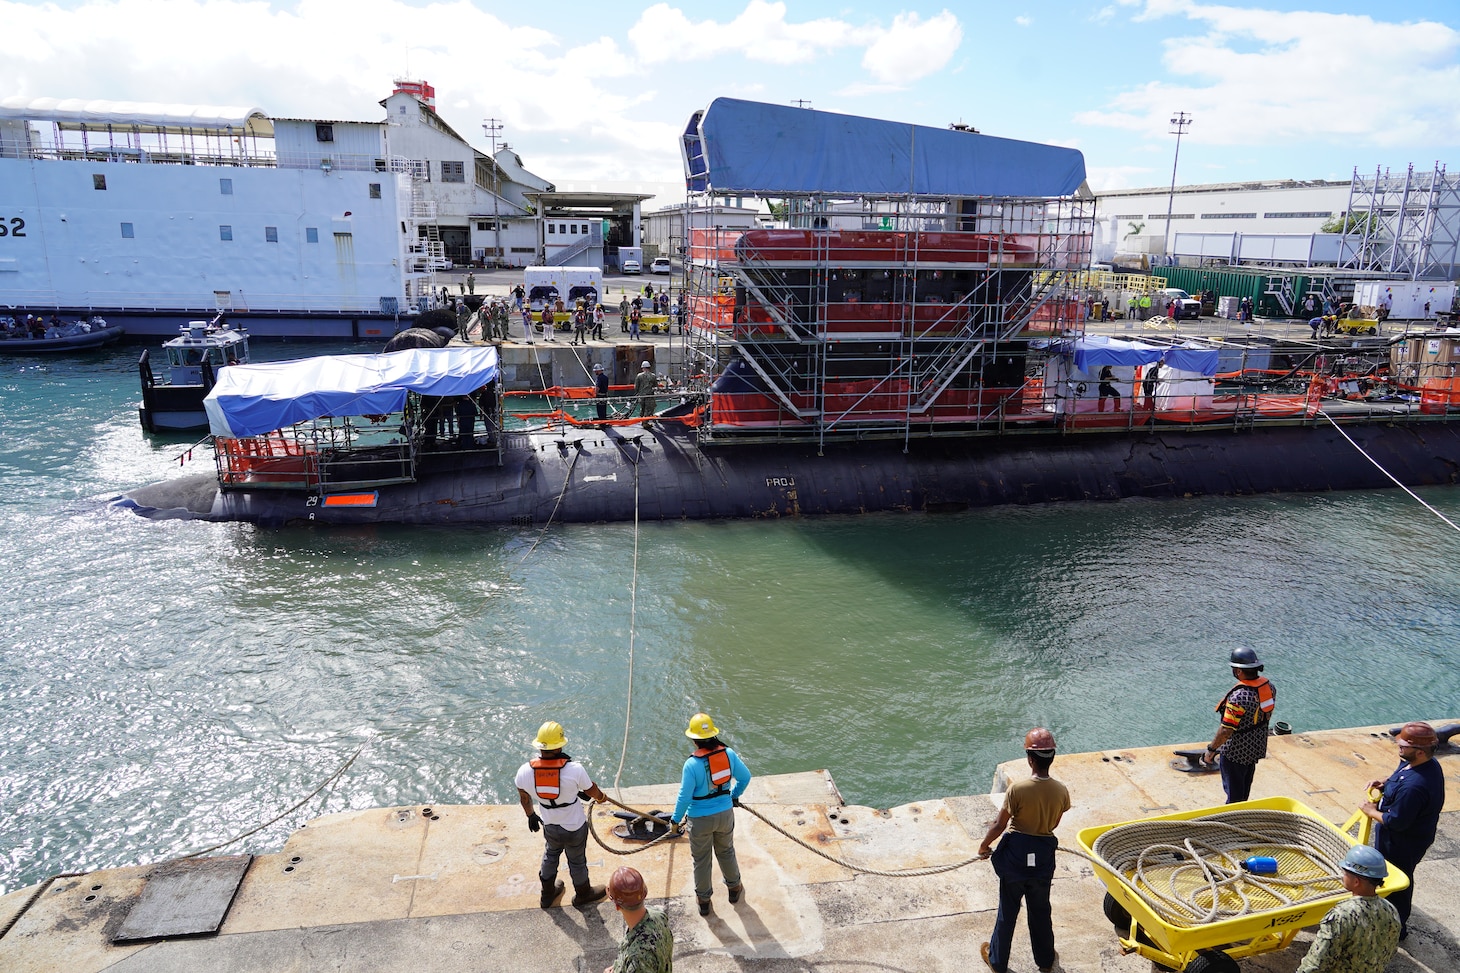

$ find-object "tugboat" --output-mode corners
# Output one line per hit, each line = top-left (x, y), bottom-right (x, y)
(137, 315), (250, 433)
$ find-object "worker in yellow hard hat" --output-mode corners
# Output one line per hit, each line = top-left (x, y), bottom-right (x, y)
(515, 720), (610, 909)
(671, 712), (752, 917)
(978, 728), (1072, 973)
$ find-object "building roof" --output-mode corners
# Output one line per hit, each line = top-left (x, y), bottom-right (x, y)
(0, 97), (273, 137)
(525, 190), (656, 211)
(1097, 178), (1351, 197)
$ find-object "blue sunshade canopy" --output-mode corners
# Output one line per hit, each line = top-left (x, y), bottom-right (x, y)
(205, 346), (499, 438)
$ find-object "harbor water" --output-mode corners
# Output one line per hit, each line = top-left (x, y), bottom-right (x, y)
(3, 342), (1458, 894)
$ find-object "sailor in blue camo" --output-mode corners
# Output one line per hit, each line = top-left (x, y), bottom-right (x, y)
(1294, 892), (1400, 973)
(611, 906), (673, 973)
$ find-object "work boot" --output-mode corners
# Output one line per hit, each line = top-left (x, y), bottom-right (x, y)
(727, 884), (744, 904)
(697, 897), (712, 916)
(572, 882), (607, 907)
(540, 879), (564, 909)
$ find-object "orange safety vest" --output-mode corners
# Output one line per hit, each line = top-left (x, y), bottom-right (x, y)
(692, 745), (733, 799)
(1216, 676), (1275, 731)
(530, 756), (577, 808)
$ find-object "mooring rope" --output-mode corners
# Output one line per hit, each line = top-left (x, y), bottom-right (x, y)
(177, 739), (371, 859)
(1318, 410), (1460, 534)
(737, 803), (989, 877)
(519, 446), (581, 562)
(612, 440), (645, 796)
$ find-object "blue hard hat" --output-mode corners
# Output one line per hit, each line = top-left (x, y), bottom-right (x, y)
(1339, 844), (1387, 881)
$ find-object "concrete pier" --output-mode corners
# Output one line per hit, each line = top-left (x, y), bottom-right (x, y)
(2, 721), (1455, 972)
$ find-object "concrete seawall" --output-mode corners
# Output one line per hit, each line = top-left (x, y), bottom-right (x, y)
(3, 721), (1455, 972)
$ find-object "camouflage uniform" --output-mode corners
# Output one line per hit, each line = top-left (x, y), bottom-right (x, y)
(612, 907), (673, 973)
(1294, 894), (1400, 973)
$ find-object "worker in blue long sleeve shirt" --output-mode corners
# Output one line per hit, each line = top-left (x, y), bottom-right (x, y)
(673, 712), (752, 917)
(1361, 720), (1446, 940)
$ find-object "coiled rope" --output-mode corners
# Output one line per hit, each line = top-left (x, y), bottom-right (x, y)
(1318, 410), (1460, 535)
(1077, 808), (1349, 926)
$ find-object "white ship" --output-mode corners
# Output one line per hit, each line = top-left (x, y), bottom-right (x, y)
(0, 81), (548, 338)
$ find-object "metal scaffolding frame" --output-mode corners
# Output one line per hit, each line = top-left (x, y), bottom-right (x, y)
(1339, 163), (1460, 280)
(678, 192), (1096, 448)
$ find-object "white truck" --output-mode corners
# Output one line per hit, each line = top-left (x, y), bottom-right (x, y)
(522, 266), (603, 310)
(618, 246), (643, 274)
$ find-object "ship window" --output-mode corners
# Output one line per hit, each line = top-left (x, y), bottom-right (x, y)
(92, 174), (106, 190)
(369, 183), (382, 199)
(219, 178), (233, 195)
(265, 226), (278, 243)
(548, 224), (556, 234)
(442, 161), (465, 183)
(220, 225), (233, 241)
(315, 123), (334, 143)
(120, 222), (134, 238)
(306, 227), (319, 243)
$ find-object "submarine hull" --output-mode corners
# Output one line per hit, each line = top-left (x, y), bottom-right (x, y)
(117, 419), (1460, 527)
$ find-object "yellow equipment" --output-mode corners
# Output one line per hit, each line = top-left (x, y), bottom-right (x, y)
(1077, 796), (1407, 972)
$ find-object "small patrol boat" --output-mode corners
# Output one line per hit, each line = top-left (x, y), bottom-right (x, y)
(137, 315), (250, 432)
(0, 314), (124, 352)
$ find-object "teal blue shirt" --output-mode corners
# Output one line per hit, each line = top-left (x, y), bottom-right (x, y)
(673, 746), (751, 820)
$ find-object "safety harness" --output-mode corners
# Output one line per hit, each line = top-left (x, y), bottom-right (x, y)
(691, 745), (734, 801)
(530, 755), (579, 809)
(1217, 676), (1275, 734)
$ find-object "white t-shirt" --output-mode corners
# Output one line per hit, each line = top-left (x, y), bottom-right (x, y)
(515, 759), (594, 829)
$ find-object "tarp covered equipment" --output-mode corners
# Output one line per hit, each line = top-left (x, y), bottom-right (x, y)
(1064, 335), (1220, 376)
(205, 347), (499, 438)
(683, 97), (1086, 198)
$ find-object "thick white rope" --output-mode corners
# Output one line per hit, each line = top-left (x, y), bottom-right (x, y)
(612, 440), (644, 795)
(1319, 410), (1460, 534)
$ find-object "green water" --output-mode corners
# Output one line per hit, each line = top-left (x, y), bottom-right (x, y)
(1, 344), (1455, 893)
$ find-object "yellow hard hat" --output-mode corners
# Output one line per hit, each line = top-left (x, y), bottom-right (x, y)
(685, 713), (720, 740)
(533, 720), (567, 750)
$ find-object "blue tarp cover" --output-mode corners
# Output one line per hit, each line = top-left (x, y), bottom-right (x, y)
(1066, 336), (1220, 376)
(684, 98), (1086, 198)
(205, 346), (499, 438)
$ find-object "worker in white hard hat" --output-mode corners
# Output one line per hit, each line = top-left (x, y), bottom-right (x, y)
(515, 720), (609, 909)
(593, 363), (611, 421)
(671, 712), (752, 917)
(633, 359), (657, 419)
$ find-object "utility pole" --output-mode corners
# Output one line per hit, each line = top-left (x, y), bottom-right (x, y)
(482, 118), (503, 268)
(1162, 111), (1192, 261)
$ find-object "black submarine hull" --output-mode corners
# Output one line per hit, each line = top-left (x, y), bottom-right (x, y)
(118, 419), (1460, 527)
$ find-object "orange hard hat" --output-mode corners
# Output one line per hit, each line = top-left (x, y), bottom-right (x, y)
(1398, 721), (1439, 750)
(1024, 727), (1056, 755)
(608, 866), (646, 906)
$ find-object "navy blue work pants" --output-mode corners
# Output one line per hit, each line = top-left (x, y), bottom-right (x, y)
(988, 875), (1054, 972)
(1219, 756), (1257, 804)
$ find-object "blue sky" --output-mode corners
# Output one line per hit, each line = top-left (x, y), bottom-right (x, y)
(4, 0), (1458, 204)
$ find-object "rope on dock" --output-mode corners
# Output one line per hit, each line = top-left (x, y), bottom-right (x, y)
(738, 803), (988, 877)
(1076, 809), (1349, 926)
(1318, 410), (1460, 535)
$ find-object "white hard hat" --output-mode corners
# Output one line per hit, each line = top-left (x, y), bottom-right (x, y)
(641, 360), (651, 368)
(593, 363), (604, 371)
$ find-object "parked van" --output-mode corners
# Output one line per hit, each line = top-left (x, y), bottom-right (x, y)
(523, 266), (603, 310)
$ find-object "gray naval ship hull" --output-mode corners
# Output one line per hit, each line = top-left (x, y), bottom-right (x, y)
(116, 417), (1460, 527)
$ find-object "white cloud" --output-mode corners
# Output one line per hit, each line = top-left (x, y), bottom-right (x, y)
(628, 0), (868, 65)
(862, 11), (963, 84)
(1015, 16), (1032, 28)
(1077, 2), (1460, 149)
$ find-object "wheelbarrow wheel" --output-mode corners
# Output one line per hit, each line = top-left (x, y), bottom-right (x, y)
(1185, 949), (1239, 973)
(1103, 892), (1131, 929)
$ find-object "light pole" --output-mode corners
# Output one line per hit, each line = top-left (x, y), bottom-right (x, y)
(482, 118), (503, 268)
(1162, 111), (1192, 261)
